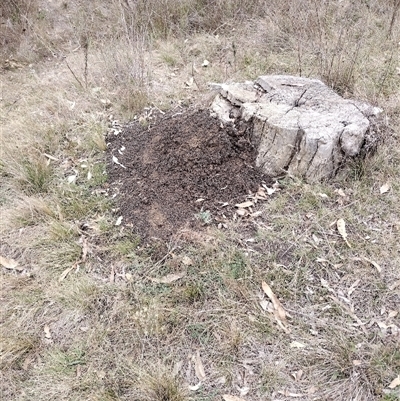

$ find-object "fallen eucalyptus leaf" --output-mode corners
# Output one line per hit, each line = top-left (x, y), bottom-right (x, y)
(235, 201), (254, 208)
(194, 350), (206, 381)
(150, 272), (186, 284)
(388, 375), (400, 389)
(290, 341), (306, 348)
(0, 255), (21, 270)
(67, 175), (77, 184)
(380, 182), (391, 194)
(238, 386), (250, 396)
(59, 266), (75, 282)
(222, 395), (247, 401)
(185, 77), (194, 87)
(188, 382), (202, 391)
(112, 155), (126, 169)
(44, 325), (52, 339)
(337, 218), (351, 248)
(236, 208), (248, 216)
(363, 257), (382, 273)
(261, 281), (290, 333)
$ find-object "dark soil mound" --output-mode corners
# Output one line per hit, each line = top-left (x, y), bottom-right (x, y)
(106, 109), (272, 241)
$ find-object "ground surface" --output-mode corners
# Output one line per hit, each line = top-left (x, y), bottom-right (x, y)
(1, 1), (400, 401)
(107, 109), (271, 240)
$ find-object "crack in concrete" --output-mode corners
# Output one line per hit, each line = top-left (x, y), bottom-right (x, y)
(306, 139), (321, 175)
(283, 127), (305, 171)
(284, 88), (309, 115)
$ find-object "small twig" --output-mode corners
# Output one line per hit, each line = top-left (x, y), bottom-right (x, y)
(388, 0), (400, 38)
(191, 62), (200, 90)
(64, 59), (85, 89)
(232, 41), (237, 72)
(376, 49), (395, 99)
(329, 295), (369, 335)
(4, 98), (19, 116)
(82, 34), (89, 89)
(297, 40), (302, 77)
(146, 246), (177, 275)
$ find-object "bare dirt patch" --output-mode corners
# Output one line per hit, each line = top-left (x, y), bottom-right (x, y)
(106, 109), (273, 240)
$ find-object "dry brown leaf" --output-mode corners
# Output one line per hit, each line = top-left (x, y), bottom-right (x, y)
(194, 350), (206, 381)
(181, 256), (193, 266)
(235, 201), (254, 208)
(380, 182), (391, 194)
(239, 386), (250, 396)
(172, 360), (183, 377)
(337, 218), (351, 247)
(251, 211), (262, 218)
(290, 341), (306, 348)
(80, 236), (89, 262)
(388, 375), (400, 389)
(59, 266), (75, 282)
(292, 369), (304, 381)
(188, 382), (201, 391)
(185, 76), (194, 87)
(348, 279), (360, 296)
(336, 188), (346, 197)
(44, 325), (52, 339)
(259, 299), (272, 312)
(43, 153), (59, 161)
(353, 360), (362, 366)
(236, 208), (248, 216)
(0, 255), (21, 270)
(261, 281), (290, 333)
(363, 257), (382, 273)
(388, 310), (398, 318)
(222, 395), (247, 401)
(150, 272), (186, 284)
(307, 386), (318, 394)
(262, 183), (277, 195)
(112, 155), (126, 169)
(312, 234), (321, 245)
(256, 187), (267, 199)
(110, 266), (115, 283)
(125, 273), (133, 282)
(22, 356), (34, 371)
(278, 389), (305, 397)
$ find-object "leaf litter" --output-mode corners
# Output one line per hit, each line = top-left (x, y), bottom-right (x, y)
(337, 218), (351, 247)
(261, 281), (291, 333)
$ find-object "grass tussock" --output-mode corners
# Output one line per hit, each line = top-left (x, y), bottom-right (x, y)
(1, 0), (399, 400)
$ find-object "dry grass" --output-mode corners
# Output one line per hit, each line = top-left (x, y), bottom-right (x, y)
(1, 0), (400, 400)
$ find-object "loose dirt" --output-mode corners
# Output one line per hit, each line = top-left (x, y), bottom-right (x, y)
(106, 108), (272, 241)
